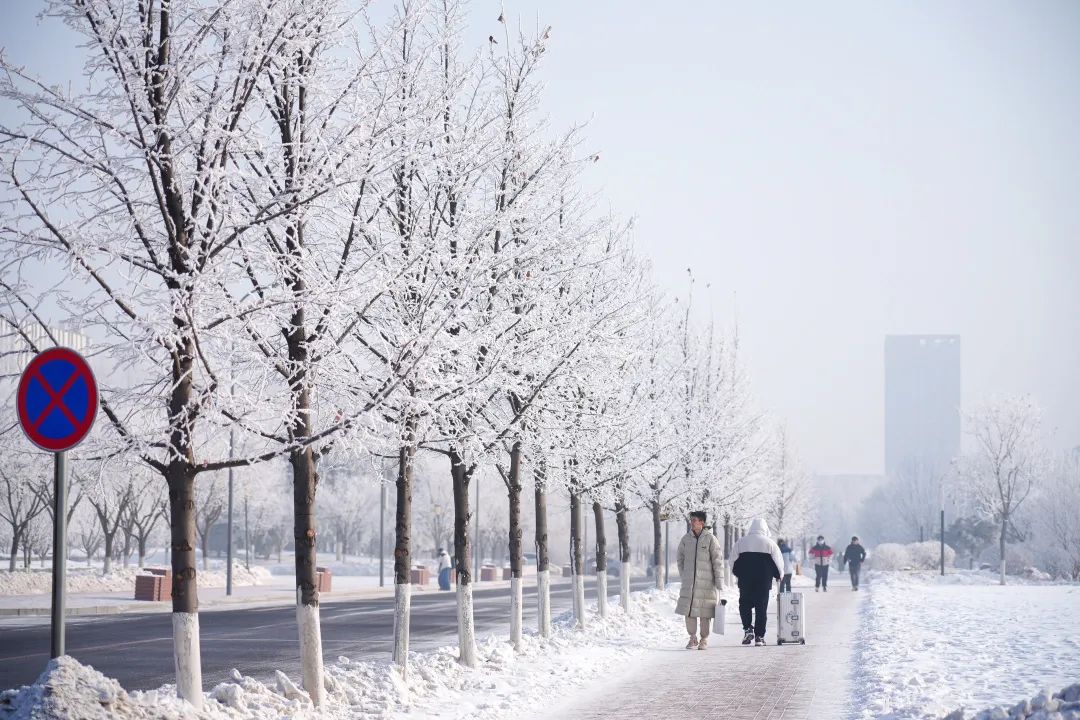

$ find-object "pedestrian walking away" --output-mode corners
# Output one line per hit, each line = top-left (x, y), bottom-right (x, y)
(674, 510), (725, 650)
(778, 538), (795, 593)
(844, 536), (867, 590)
(731, 518), (784, 646)
(437, 548), (452, 591)
(809, 535), (833, 592)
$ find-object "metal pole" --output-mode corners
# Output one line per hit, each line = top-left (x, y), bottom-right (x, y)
(244, 495), (250, 572)
(474, 473), (480, 579)
(51, 451), (67, 658)
(940, 508), (946, 576)
(379, 482), (386, 588)
(226, 426), (234, 596)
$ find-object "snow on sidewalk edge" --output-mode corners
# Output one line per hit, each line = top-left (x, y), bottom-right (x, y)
(942, 683), (1080, 720)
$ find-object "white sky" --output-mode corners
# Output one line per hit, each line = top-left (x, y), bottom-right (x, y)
(2, 1), (1078, 475)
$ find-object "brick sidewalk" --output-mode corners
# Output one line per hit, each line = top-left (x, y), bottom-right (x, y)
(557, 586), (863, 720)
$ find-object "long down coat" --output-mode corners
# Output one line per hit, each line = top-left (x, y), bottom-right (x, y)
(674, 527), (725, 618)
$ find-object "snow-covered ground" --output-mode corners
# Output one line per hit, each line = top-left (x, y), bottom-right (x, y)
(0, 586), (682, 719)
(0, 563), (271, 596)
(851, 570), (1080, 719)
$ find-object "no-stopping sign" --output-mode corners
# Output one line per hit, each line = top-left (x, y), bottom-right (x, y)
(17, 347), (98, 452)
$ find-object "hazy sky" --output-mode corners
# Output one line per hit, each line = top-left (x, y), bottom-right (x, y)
(3, 2), (1078, 475)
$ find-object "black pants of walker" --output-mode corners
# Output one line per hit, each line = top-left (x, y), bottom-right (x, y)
(738, 585), (770, 638)
(849, 562), (861, 589)
(814, 564), (829, 589)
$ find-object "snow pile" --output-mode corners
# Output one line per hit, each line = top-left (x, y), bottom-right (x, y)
(1, 586), (686, 719)
(942, 683), (1080, 720)
(851, 571), (1080, 719)
(0, 564), (271, 596)
(870, 542), (956, 571)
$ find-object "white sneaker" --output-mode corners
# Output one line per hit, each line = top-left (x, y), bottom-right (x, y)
(685, 636), (699, 650)
(697, 637), (708, 650)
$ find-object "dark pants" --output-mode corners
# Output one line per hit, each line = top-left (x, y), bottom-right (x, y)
(849, 562), (861, 589)
(780, 574), (792, 593)
(814, 564), (829, 589)
(738, 584), (770, 638)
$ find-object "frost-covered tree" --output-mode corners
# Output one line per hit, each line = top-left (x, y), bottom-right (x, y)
(957, 396), (1046, 585)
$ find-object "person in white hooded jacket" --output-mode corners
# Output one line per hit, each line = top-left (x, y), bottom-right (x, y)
(731, 518), (784, 646)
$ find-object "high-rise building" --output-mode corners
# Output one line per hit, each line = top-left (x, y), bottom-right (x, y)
(884, 334), (961, 477)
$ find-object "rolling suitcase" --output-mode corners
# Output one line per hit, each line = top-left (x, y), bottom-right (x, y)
(776, 591), (806, 645)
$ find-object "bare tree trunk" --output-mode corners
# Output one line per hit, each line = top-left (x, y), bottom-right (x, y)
(507, 441), (524, 649)
(393, 436), (415, 673)
(8, 532), (19, 573)
(615, 497), (631, 612)
(168, 464), (202, 709)
(592, 500), (608, 618)
(450, 450), (478, 666)
(291, 445), (324, 705)
(534, 463), (551, 637)
(651, 499), (663, 590)
(570, 490), (586, 628)
(999, 514), (1008, 586)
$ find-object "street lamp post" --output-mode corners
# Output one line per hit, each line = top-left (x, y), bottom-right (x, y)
(379, 481), (386, 588)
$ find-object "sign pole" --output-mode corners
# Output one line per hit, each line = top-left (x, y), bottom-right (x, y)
(51, 450), (67, 658)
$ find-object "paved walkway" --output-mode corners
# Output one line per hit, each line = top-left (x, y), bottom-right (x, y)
(555, 584), (863, 720)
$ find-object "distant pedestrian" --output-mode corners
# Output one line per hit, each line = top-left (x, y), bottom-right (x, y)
(778, 538), (795, 593)
(844, 536), (866, 590)
(732, 518), (784, 646)
(675, 511), (725, 650)
(437, 548), (452, 591)
(809, 535), (833, 592)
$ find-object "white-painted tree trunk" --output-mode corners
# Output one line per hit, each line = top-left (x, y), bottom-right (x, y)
(392, 582), (411, 671)
(171, 612), (203, 709)
(595, 572), (608, 618)
(296, 591), (325, 706)
(572, 573), (587, 629)
(620, 571), (631, 613)
(457, 583), (478, 667)
(509, 577), (523, 650)
(536, 569), (552, 637)
(655, 567), (664, 590)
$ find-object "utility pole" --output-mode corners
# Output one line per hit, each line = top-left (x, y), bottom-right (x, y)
(244, 494), (250, 571)
(939, 474), (946, 576)
(226, 426), (235, 596)
(379, 481), (386, 588)
(663, 518), (670, 586)
(474, 473), (480, 579)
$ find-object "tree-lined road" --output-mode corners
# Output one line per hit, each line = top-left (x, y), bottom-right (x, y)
(0, 576), (656, 691)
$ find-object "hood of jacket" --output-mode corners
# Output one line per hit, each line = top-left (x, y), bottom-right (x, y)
(748, 517), (771, 537)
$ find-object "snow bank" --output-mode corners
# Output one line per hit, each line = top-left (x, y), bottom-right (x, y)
(0, 586), (684, 719)
(942, 683), (1080, 720)
(851, 571), (1080, 719)
(870, 542), (956, 571)
(0, 564), (271, 596)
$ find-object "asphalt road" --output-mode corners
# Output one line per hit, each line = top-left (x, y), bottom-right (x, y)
(0, 576), (655, 692)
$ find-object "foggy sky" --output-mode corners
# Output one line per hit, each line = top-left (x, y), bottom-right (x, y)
(3, 1), (1078, 475)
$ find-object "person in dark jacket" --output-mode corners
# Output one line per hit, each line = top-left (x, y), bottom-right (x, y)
(809, 536), (833, 592)
(778, 539), (795, 593)
(731, 518), (783, 646)
(843, 536), (867, 590)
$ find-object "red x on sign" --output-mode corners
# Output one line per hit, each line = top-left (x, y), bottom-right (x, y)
(17, 347), (98, 452)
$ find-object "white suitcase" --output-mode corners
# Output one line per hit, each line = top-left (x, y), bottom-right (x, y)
(776, 592), (806, 645)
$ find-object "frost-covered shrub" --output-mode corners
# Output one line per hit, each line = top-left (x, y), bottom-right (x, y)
(869, 542), (955, 571)
(869, 543), (911, 570)
(908, 541), (956, 570)
(978, 544), (1035, 575)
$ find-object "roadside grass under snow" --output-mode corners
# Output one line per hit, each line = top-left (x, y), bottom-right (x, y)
(0, 586), (683, 719)
(0, 563), (271, 597)
(850, 570), (1080, 719)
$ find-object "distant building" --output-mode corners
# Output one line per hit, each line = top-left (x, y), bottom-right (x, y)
(0, 321), (90, 377)
(884, 335), (961, 478)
